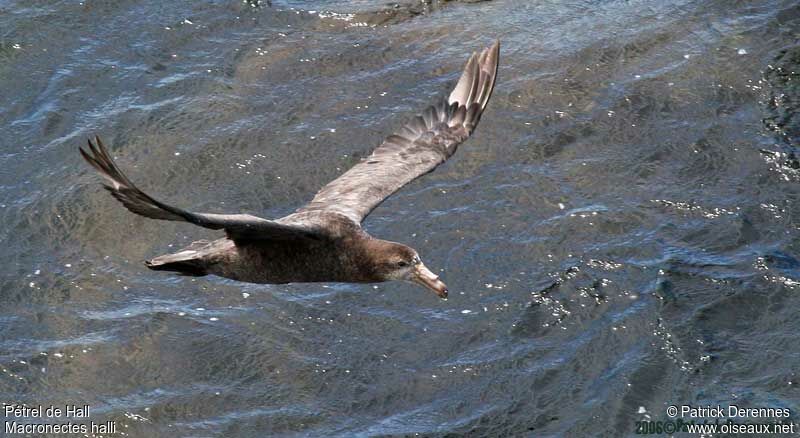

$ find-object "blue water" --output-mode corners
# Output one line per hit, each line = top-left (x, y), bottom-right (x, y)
(1, 0), (800, 435)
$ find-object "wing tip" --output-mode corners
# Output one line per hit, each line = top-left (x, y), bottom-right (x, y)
(448, 39), (501, 107)
(479, 39), (500, 108)
(80, 135), (122, 184)
(444, 39), (500, 133)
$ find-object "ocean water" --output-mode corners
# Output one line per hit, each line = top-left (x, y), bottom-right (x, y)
(1, 0), (799, 436)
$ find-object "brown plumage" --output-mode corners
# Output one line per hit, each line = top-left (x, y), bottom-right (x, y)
(79, 40), (500, 298)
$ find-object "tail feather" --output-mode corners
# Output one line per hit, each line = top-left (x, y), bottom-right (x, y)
(145, 256), (207, 277)
(145, 241), (211, 276)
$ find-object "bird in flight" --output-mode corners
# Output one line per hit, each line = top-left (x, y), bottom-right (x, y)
(80, 40), (499, 299)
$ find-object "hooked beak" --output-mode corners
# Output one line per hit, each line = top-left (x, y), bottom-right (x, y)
(410, 263), (448, 299)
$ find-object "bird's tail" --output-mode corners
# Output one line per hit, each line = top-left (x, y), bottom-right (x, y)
(145, 241), (211, 277)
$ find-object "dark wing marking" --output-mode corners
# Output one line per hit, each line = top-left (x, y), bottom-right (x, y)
(298, 40), (500, 224)
(79, 136), (323, 242)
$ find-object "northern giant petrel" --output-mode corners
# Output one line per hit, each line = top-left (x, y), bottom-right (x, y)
(80, 41), (500, 299)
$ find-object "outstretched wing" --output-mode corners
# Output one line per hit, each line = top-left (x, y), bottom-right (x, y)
(298, 40), (500, 224)
(79, 136), (323, 242)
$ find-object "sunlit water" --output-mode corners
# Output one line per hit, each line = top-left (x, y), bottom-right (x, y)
(2, 0), (799, 436)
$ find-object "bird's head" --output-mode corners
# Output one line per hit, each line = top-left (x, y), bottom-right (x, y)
(367, 240), (448, 298)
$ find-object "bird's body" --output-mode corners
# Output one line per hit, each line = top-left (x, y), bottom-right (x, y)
(149, 212), (377, 284)
(81, 41), (500, 298)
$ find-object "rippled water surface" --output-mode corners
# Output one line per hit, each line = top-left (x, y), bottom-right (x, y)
(2, 0), (800, 436)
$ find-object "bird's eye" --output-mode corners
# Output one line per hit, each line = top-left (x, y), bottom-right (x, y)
(397, 261), (409, 267)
